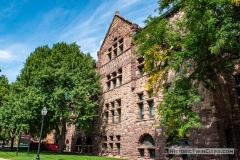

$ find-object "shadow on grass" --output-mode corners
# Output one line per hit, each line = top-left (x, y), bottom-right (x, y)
(0, 149), (128, 160)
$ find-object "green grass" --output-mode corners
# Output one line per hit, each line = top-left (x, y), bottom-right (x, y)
(0, 150), (127, 160)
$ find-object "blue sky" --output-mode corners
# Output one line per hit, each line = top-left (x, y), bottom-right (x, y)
(0, 0), (159, 83)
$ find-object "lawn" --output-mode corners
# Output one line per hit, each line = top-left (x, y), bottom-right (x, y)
(0, 150), (127, 160)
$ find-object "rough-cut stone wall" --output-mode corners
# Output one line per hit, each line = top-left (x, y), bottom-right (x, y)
(64, 11), (240, 160)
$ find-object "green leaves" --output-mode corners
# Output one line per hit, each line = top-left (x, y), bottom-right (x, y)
(134, 0), (240, 141)
(7, 42), (101, 153)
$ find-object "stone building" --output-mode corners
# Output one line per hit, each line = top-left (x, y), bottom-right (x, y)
(64, 10), (240, 160)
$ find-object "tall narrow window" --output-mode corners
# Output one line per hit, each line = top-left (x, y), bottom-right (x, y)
(116, 136), (120, 141)
(139, 103), (144, 120)
(117, 99), (121, 107)
(104, 143), (107, 154)
(114, 49), (117, 57)
(107, 82), (111, 90)
(149, 101), (154, 118)
(111, 102), (114, 108)
(110, 143), (113, 155)
(117, 143), (120, 155)
(119, 45), (123, 53)
(106, 104), (109, 110)
(113, 79), (116, 88)
(149, 149), (155, 159)
(110, 136), (113, 141)
(138, 93), (144, 100)
(118, 109), (121, 123)
(139, 149), (144, 158)
(138, 66), (144, 76)
(106, 112), (108, 124)
(112, 111), (114, 124)
(108, 53), (112, 61)
(119, 76), (122, 85)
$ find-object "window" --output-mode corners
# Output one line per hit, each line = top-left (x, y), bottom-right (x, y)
(106, 112), (108, 124)
(113, 79), (116, 88)
(104, 143), (107, 154)
(117, 99), (121, 107)
(138, 93), (144, 100)
(111, 102), (114, 108)
(234, 75), (240, 85)
(139, 103), (144, 120)
(104, 136), (107, 141)
(108, 53), (112, 60)
(149, 149), (155, 159)
(138, 66), (144, 76)
(149, 101), (154, 118)
(112, 111), (114, 124)
(107, 82), (111, 90)
(106, 104), (109, 110)
(112, 72), (117, 77)
(139, 149), (144, 157)
(138, 58), (144, 64)
(110, 136), (113, 141)
(107, 75), (111, 80)
(167, 85), (172, 93)
(114, 49), (117, 57)
(118, 68), (122, 74)
(116, 136), (121, 141)
(119, 76), (122, 85)
(110, 143), (113, 155)
(119, 45), (123, 53)
(118, 109), (121, 123)
(117, 143), (120, 155)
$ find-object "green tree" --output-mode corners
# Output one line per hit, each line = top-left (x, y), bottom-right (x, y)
(17, 42), (101, 153)
(134, 0), (240, 141)
(0, 82), (42, 148)
(0, 75), (9, 107)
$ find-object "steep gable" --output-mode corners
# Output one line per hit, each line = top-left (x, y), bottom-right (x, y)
(99, 11), (138, 54)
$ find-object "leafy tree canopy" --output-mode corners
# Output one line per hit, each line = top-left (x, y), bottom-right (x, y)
(17, 42), (101, 153)
(134, 0), (240, 141)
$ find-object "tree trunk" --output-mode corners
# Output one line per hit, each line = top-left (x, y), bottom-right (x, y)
(57, 120), (67, 154)
(10, 137), (14, 148)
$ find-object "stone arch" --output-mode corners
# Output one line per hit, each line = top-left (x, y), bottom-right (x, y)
(139, 134), (155, 146)
(85, 137), (92, 145)
(85, 137), (93, 154)
(138, 133), (156, 159)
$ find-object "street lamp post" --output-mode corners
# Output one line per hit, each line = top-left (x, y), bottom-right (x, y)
(35, 107), (47, 160)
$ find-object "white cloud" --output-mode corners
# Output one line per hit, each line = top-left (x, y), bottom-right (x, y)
(0, 50), (14, 61)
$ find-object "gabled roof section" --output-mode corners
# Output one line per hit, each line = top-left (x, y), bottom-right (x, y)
(99, 11), (138, 53)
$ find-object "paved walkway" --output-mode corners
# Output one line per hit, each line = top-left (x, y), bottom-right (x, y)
(0, 158), (9, 160)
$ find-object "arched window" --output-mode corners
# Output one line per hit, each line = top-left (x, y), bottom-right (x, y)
(76, 138), (81, 145)
(141, 134), (155, 146)
(85, 137), (92, 145)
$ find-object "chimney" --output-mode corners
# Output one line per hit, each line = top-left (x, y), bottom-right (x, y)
(115, 11), (119, 15)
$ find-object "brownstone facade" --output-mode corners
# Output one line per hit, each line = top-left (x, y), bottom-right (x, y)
(64, 11), (240, 160)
